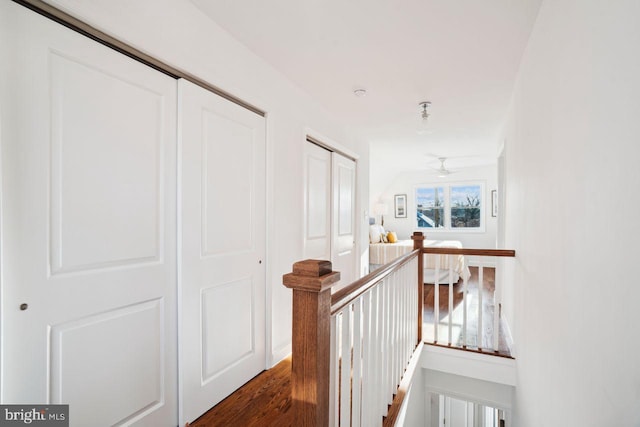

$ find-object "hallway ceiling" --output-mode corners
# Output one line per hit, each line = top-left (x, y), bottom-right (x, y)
(192, 0), (542, 189)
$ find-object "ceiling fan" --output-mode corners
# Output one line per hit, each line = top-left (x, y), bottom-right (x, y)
(431, 157), (455, 177)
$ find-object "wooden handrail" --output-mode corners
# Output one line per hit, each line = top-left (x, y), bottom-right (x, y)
(422, 247), (516, 257)
(330, 249), (420, 315)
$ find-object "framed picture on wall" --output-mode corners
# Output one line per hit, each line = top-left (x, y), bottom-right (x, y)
(491, 190), (498, 217)
(394, 194), (407, 218)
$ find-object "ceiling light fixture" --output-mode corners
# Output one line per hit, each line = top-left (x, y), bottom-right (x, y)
(419, 101), (431, 123)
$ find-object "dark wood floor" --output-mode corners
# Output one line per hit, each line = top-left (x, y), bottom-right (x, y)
(423, 266), (512, 357)
(189, 356), (293, 427)
(191, 267), (512, 425)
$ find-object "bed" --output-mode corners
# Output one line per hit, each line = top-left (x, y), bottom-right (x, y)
(369, 239), (471, 284)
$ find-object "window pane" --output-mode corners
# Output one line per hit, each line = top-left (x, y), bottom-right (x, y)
(416, 187), (444, 228)
(450, 185), (481, 228)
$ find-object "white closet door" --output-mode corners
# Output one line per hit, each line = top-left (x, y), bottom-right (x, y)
(332, 152), (357, 288)
(0, 3), (178, 426)
(178, 79), (266, 424)
(303, 142), (332, 260)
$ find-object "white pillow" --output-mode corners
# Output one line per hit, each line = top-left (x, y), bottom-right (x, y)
(369, 224), (386, 243)
(369, 225), (379, 243)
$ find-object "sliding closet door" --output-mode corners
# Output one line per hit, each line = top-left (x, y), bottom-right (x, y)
(303, 144), (357, 288)
(303, 142), (332, 260)
(332, 152), (357, 287)
(0, 3), (178, 426)
(178, 79), (266, 424)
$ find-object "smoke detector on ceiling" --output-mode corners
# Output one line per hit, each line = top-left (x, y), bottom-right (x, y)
(353, 88), (367, 97)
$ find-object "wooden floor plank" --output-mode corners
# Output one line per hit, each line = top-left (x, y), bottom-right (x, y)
(189, 356), (293, 427)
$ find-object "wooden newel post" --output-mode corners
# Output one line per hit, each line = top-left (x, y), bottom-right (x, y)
(283, 260), (341, 426)
(412, 232), (425, 344)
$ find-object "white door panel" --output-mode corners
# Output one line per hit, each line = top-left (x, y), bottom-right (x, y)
(50, 300), (165, 425)
(332, 152), (357, 287)
(50, 52), (162, 273)
(179, 79), (266, 424)
(303, 142), (332, 259)
(0, 3), (177, 426)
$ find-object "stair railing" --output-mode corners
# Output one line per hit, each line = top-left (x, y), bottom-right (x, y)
(283, 233), (425, 426)
(283, 232), (516, 426)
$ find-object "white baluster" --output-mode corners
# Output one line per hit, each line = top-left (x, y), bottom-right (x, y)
(403, 264), (409, 361)
(384, 279), (393, 405)
(493, 258), (499, 352)
(409, 265), (413, 344)
(352, 299), (362, 426)
(373, 283), (384, 419)
(390, 272), (395, 388)
(448, 257), (453, 346)
(340, 307), (352, 427)
(393, 270), (400, 385)
(417, 257), (420, 342)
(478, 261), (484, 350)
(403, 265), (409, 367)
(462, 257), (468, 348)
(389, 272), (397, 392)
(434, 255), (440, 344)
(376, 283), (385, 419)
(397, 269), (403, 382)
(396, 269), (401, 382)
(361, 291), (372, 427)
(330, 314), (338, 426)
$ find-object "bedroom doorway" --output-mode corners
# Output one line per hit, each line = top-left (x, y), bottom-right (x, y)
(303, 139), (357, 288)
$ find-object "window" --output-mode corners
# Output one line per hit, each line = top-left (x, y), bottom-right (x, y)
(416, 186), (444, 228)
(450, 185), (482, 228)
(415, 183), (484, 231)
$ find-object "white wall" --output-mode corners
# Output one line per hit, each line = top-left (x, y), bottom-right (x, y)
(42, 0), (369, 366)
(371, 165), (498, 251)
(501, 0), (640, 425)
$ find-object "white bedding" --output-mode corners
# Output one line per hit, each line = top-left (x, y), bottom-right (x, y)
(369, 239), (471, 282)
